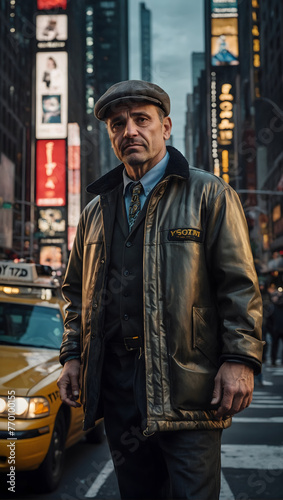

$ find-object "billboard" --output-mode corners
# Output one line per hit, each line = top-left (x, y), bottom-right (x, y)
(37, 0), (67, 9)
(0, 154), (15, 248)
(211, 17), (239, 66)
(36, 51), (68, 138)
(39, 244), (63, 269)
(36, 140), (66, 206)
(36, 14), (68, 41)
(37, 208), (66, 236)
(211, 0), (238, 17)
(67, 123), (81, 250)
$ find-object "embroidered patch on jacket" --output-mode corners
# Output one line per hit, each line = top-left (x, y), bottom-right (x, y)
(168, 228), (203, 242)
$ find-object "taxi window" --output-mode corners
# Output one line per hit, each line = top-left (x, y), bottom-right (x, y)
(0, 303), (63, 349)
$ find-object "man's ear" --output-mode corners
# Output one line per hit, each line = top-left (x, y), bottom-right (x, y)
(163, 116), (172, 140)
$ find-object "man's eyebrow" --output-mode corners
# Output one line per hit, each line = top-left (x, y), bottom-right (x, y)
(109, 110), (152, 125)
(109, 114), (125, 124)
(130, 111), (151, 118)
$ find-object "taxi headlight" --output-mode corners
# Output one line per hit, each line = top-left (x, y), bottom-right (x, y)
(0, 396), (50, 419)
(15, 397), (29, 415)
(0, 398), (6, 413)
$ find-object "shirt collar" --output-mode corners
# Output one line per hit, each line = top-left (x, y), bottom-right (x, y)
(123, 151), (170, 196)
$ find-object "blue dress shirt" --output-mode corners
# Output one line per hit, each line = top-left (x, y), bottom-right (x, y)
(123, 151), (170, 222)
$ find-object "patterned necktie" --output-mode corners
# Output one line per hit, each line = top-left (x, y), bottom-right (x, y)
(128, 182), (143, 230)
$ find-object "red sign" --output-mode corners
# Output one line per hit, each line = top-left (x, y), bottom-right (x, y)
(37, 0), (67, 9)
(36, 140), (66, 206)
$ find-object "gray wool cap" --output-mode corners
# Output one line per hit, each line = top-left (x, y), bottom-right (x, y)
(94, 80), (170, 120)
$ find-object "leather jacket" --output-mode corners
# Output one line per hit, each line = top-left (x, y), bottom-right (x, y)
(60, 147), (263, 432)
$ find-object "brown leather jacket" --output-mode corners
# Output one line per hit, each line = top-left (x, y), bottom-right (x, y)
(60, 147), (263, 432)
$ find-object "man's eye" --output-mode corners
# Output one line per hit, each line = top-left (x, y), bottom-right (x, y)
(112, 122), (122, 131)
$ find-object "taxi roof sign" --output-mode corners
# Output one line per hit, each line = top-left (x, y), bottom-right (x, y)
(0, 262), (38, 282)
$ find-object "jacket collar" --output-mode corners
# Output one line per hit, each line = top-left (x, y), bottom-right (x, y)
(86, 146), (190, 195)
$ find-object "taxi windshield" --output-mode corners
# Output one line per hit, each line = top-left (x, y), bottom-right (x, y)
(0, 303), (63, 349)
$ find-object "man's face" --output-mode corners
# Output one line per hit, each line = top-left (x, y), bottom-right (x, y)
(106, 103), (172, 170)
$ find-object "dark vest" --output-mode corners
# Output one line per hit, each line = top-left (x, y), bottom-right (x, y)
(104, 184), (146, 343)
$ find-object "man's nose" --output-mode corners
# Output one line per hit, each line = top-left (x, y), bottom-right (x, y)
(124, 118), (138, 137)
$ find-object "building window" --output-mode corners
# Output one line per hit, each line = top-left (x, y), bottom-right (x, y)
(100, 1), (115, 7)
(86, 51), (94, 61)
(86, 64), (93, 74)
(86, 36), (93, 47)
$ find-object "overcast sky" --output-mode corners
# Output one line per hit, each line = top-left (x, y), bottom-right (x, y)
(129, 0), (205, 154)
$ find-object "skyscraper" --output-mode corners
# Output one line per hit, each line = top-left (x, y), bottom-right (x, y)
(256, 0), (283, 255)
(0, 1), (34, 258)
(192, 52), (205, 89)
(85, 0), (129, 180)
(204, 0), (240, 187)
(260, 0), (283, 111)
(184, 52), (206, 166)
(140, 2), (151, 82)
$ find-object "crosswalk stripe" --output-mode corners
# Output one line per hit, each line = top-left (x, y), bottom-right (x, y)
(84, 459), (114, 498)
(253, 395), (282, 400)
(250, 404), (283, 408)
(221, 445), (283, 469)
(220, 471), (235, 500)
(233, 416), (283, 423)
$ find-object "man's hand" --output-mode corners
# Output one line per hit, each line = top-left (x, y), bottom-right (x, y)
(210, 362), (254, 419)
(57, 359), (81, 408)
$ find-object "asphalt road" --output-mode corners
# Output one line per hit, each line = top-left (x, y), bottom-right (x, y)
(1, 361), (283, 500)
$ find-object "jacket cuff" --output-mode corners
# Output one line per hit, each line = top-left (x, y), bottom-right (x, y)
(220, 355), (262, 375)
(61, 355), (80, 365)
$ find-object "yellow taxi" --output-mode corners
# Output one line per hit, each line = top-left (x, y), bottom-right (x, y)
(0, 261), (103, 492)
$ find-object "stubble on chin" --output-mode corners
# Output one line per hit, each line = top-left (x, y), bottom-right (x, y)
(126, 155), (147, 167)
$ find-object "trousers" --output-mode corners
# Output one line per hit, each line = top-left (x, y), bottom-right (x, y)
(101, 345), (222, 500)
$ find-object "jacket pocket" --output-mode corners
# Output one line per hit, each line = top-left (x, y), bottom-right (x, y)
(170, 356), (216, 410)
(169, 307), (219, 410)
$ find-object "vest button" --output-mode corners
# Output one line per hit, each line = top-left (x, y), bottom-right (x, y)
(123, 269), (130, 277)
(126, 241), (132, 247)
(123, 314), (129, 321)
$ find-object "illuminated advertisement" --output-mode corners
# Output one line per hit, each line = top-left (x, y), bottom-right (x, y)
(67, 123), (81, 250)
(211, 0), (238, 17)
(38, 208), (66, 236)
(210, 72), (220, 176)
(251, 0), (260, 97)
(211, 17), (239, 66)
(217, 80), (236, 184)
(39, 244), (63, 269)
(36, 140), (66, 206)
(218, 83), (235, 146)
(36, 51), (68, 139)
(36, 14), (68, 41)
(0, 154), (15, 248)
(37, 0), (67, 9)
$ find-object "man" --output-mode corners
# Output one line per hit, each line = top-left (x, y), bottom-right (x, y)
(57, 80), (263, 500)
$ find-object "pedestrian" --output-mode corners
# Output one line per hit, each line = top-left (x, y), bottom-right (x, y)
(57, 80), (264, 500)
(255, 279), (273, 385)
(269, 289), (283, 366)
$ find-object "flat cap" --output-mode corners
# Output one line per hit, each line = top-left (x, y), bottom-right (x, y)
(94, 80), (170, 120)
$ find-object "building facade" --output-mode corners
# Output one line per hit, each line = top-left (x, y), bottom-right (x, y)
(0, 0), (34, 259)
(188, 0), (283, 267)
(85, 0), (129, 183)
(257, 0), (283, 257)
(140, 2), (151, 82)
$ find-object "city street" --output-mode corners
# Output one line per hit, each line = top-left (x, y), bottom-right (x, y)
(1, 359), (282, 500)
(1, 1), (283, 500)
